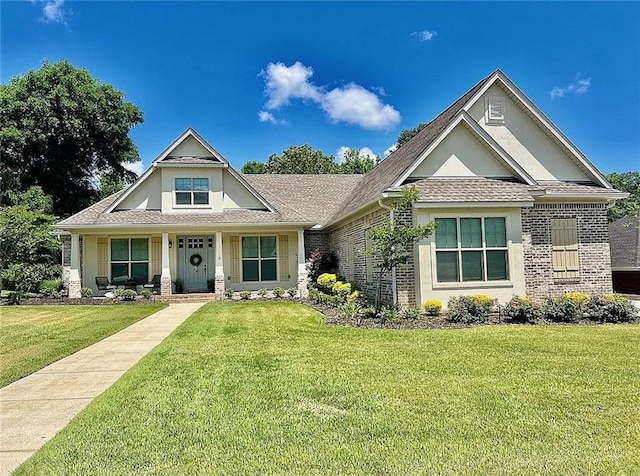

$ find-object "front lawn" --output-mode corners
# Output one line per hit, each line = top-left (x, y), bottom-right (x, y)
(17, 302), (640, 475)
(0, 304), (166, 387)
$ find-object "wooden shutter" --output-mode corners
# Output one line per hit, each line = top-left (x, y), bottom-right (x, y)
(230, 236), (240, 283)
(365, 230), (373, 282)
(151, 237), (162, 275)
(279, 235), (289, 282)
(347, 235), (354, 281)
(97, 237), (108, 276)
(551, 218), (579, 281)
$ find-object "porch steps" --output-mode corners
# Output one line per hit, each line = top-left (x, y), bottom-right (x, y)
(157, 293), (221, 303)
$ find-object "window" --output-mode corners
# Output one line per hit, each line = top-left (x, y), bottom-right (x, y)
(435, 217), (508, 282)
(175, 178), (209, 205)
(551, 218), (579, 282)
(486, 97), (505, 124)
(242, 236), (277, 281)
(111, 238), (149, 285)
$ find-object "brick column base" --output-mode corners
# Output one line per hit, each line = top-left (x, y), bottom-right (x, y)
(297, 272), (308, 298)
(68, 279), (81, 298)
(215, 275), (225, 297)
(161, 276), (172, 296)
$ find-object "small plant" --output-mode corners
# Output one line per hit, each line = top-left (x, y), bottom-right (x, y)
(239, 290), (251, 300)
(224, 288), (234, 299)
(379, 305), (400, 324)
(501, 295), (540, 323)
(287, 287), (298, 298)
(422, 299), (442, 316)
(542, 295), (583, 322)
(174, 279), (184, 294)
(564, 292), (590, 311)
(317, 273), (337, 292)
(81, 287), (93, 298)
(113, 288), (126, 298)
(207, 279), (215, 293)
(306, 249), (338, 282)
(272, 287), (285, 298)
(447, 295), (494, 324)
(402, 307), (422, 319)
(584, 294), (638, 323)
(39, 279), (64, 298)
(257, 288), (268, 298)
(332, 281), (351, 296)
(120, 289), (137, 301)
(308, 287), (320, 303)
(141, 289), (153, 300)
(341, 299), (360, 321)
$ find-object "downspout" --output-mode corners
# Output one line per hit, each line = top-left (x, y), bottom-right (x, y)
(378, 198), (398, 307)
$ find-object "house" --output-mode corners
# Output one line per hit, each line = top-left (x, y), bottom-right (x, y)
(57, 70), (627, 306)
(609, 213), (640, 294)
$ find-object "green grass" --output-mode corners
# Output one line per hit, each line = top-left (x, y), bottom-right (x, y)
(17, 302), (640, 475)
(0, 304), (166, 387)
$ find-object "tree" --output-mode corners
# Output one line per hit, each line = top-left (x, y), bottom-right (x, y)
(0, 60), (143, 216)
(97, 172), (126, 200)
(606, 171), (640, 221)
(241, 160), (267, 174)
(396, 122), (428, 148)
(265, 145), (339, 174)
(339, 148), (377, 174)
(365, 186), (436, 314)
(0, 187), (60, 269)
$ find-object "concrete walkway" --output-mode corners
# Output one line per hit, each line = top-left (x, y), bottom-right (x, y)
(0, 302), (206, 475)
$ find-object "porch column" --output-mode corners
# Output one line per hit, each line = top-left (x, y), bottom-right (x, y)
(214, 231), (225, 296)
(68, 233), (82, 298)
(161, 232), (172, 295)
(297, 230), (308, 298)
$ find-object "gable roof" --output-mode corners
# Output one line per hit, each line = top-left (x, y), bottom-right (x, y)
(106, 128), (276, 213)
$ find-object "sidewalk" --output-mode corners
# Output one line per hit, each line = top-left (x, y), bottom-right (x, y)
(0, 302), (206, 476)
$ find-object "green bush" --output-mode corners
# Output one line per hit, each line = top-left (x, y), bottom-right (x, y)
(81, 287), (93, 298)
(542, 296), (583, 322)
(379, 305), (399, 323)
(1, 263), (45, 293)
(447, 295), (494, 324)
(141, 289), (153, 300)
(308, 287), (320, 303)
(257, 288), (268, 298)
(332, 281), (351, 296)
(317, 273), (337, 292)
(422, 299), (442, 316)
(239, 290), (251, 300)
(224, 288), (234, 299)
(272, 287), (285, 298)
(39, 279), (64, 298)
(402, 307), (422, 319)
(120, 289), (137, 301)
(502, 296), (540, 323)
(564, 292), (590, 311)
(341, 299), (360, 321)
(287, 287), (298, 298)
(585, 294), (638, 323)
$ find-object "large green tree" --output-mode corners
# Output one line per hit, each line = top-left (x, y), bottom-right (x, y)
(0, 60), (143, 216)
(339, 148), (377, 174)
(606, 171), (640, 221)
(241, 160), (267, 174)
(265, 145), (339, 174)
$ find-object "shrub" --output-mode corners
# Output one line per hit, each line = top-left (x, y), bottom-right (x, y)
(585, 294), (638, 323)
(287, 287), (298, 298)
(317, 273), (337, 292)
(308, 287), (320, 303)
(113, 288), (126, 298)
(541, 296), (582, 322)
(306, 249), (338, 282)
(341, 299), (360, 321)
(81, 287), (93, 298)
(332, 281), (351, 296)
(120, 289), (137, 301)
(1, 263), (46, 293)
(239, 290), (251, 300)
(379, 305), (399, 324)
(272, 287), (285, 298)
(502, 296), (541, 323)
(564, 292), (590, 311)
(40, 279), (64, 298)
(224, 288), (234, 299)
(402, 307), (422, 319)
(257, 288), (268, 298)
(141, 289), (153, 300)
(447, 295), (494, 324)
(422, 299), (442, 316)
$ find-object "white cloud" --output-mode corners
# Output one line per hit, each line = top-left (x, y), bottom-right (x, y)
(384, 143), (398, 157)
(335, 146), (377, 163)
(411, 30), (437, 41)
(550, 74), (592, 99)
(259, 61), (401, 130)
(123, 161), (144, 177)
(32, 0), (68, 24)
(258, 110), (287, 125)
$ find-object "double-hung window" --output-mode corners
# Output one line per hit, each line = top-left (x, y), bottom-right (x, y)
(242, 236), (277, 281)
(435, 217), (508, 282)
(175, 178), (209, 205)
(111, 238), (149, 285)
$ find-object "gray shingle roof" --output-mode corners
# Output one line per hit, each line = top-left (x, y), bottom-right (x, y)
(244, 174), (363, 227)
(408, 177), (535, 203)
(535, 181), (620, 195)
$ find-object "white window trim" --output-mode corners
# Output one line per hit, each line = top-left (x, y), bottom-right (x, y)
(486, 96), (506, 125)
(240, 235), (279, 283)
(173, 177), (211, 208)
(430, 212), (514, 290)
(109, 237), (151, 283)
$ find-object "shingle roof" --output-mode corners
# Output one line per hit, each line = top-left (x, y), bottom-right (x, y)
(328, 71), (495, 225)
(244, 174), (363, 227)
(535, 181), (620, 196)
(408, 177), (535, 203)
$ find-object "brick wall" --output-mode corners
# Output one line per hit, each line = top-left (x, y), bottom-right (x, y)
(522, 203), (613, 300)
(304, 231), (331, 258)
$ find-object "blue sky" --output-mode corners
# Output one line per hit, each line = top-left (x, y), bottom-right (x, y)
(2, 1), (639, 175)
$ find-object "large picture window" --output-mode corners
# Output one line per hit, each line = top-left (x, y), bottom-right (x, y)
(242, 236), (277, 281)
(111, 238), (149, 285)
(435, 217), (508, 283)
(175, 178), (209, 205)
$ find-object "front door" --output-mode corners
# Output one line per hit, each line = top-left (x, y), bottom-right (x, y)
(184, 236), (208, 292)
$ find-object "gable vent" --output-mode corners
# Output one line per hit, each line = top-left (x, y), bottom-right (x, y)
(487, 97), (505, 124)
